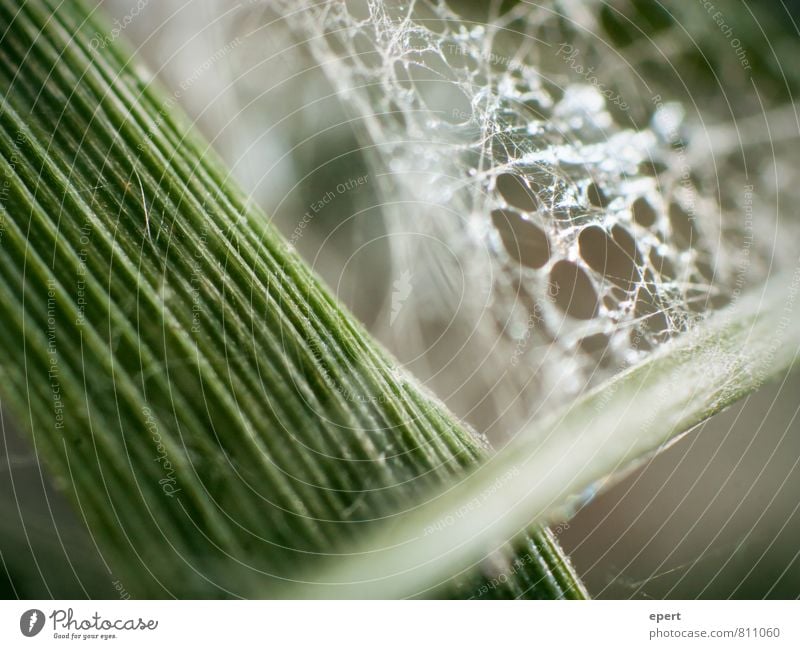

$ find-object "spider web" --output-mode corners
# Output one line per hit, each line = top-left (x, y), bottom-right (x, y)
(269, 0), (772, 438)
(116, 0), (786, 440)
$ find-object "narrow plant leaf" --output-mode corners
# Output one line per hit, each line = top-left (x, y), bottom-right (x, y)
(303, 273), (800, 597)
(0, 0), (586, 598)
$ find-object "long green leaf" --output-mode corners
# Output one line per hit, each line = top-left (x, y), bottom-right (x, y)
(302, 272), (800, 596)
(0, 0), (585, 598)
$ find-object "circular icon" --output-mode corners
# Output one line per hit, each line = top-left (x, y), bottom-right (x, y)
(20, 609), (45, 637)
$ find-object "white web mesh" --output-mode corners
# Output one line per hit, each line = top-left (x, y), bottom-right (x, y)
(114, 0), (787, 441)
(266, 0), (775, 438)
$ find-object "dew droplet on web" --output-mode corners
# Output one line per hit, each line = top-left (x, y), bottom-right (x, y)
(353, 32), (382, 69)
(631, 196), (657, 227)
(496, 173), (539, 212)
(579, 332), (610, 356)
(696, 259), (715, 282)
(685, 287), (710, 313)
(611, 225), (642, 263)
(631, 327), (654, 352)
(587, 181), (608, 208)
(603, 293), (619, 310)
(638, 159), (668, 177)
(635, 290), (670, 334)
(550, 260), (599, 320)
(668, 201), (698, 250)
(491, 209), (550, 269)
(273, 0), (764, 423)
(578, 225), (638, 291)
(649, 246), (676, 279)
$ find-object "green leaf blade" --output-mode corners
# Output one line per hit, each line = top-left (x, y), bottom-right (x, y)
(0, 0), (586, 599)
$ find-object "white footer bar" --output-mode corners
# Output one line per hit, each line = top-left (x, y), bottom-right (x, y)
(1, 600), (796, 648)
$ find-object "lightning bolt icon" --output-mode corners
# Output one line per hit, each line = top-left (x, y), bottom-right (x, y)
(28, 611), (38, 632)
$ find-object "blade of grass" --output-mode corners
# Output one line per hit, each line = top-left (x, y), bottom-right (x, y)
(0, 0), (585, 598)
(300, 271), (800, 597)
